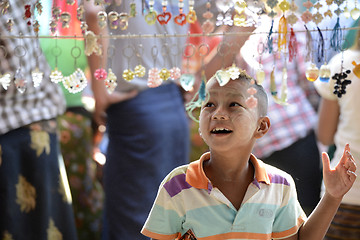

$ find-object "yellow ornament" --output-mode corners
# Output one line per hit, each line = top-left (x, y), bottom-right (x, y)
(159, 68), (170, 81)
(122, 69), (134, 81)
(305, 63), (319, 81)
(134, 65), (146, 77)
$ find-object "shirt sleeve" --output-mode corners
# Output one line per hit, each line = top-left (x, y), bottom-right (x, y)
(141, 172), (185, 240)
(271, 174), (307, 239)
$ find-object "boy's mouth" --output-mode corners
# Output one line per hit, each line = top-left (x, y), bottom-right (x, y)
(210, 127), (232, 134)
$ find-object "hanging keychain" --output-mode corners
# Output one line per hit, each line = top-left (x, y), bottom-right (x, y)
(159, 42), (171, 81)
(31, 30), (44, 87)
(179, 42), (196, 91)
(134, 43), (146, 78)
(185, 43), (209, 122)
(187, 0), (197, 24)
(122, 44), (135, 81)
(50, 36), (63, 83)
(145, 0), (157, 25)
(148, 43), (162, 88)
(333, 44), (352, 98)
(62, 37), (87, 93)
(169, 42), (181, 81)
(14, 33), (27, 93)
(105, 43), (118, 94)
(0, 45), (11, 90)
(351, 0), (360, 20)
(256, 41), (265, 85)
(157, 0), (171, 25)
(215, 0), (233, 26)
(233, 0), (247, 27)
(288, 0), (298, 62)
(319, 29), (331, 82)
(174, 0), (186, 26)
(214, 41), (232, 86)
(201, 0), (215, 33)
(278, 0), (289, 53)
(94, 36), (108, 81)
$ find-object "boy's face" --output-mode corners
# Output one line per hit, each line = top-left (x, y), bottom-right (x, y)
(199, 78), (261, 152)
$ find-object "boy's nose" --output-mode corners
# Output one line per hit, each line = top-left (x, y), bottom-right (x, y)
(212, 109), (229, 120)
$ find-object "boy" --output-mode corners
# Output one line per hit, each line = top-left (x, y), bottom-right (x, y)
(141, 67), (357, 240)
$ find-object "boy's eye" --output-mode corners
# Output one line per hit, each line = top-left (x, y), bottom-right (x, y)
(204, 102), (214, 107)
(230, 102), (241, 107)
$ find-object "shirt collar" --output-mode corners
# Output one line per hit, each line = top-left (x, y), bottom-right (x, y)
(186, 152), (271, 190)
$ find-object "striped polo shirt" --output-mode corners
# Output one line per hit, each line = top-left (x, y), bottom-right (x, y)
(141, 152), (307, 240)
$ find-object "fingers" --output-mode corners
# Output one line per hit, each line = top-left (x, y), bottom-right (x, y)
(322, 152), (331, 173)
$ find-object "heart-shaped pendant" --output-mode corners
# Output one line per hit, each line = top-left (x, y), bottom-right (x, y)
(145, 11), (157, 25)
(215, 69), (230, 86)
(157, 12), (171, 25)
(186, 10), (197, 24)
(174, 13), (186, 26)
(180, 73), (195, 91)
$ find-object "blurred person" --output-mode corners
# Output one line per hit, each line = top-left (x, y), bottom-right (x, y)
(315, 18), (360, 240)
(0, 0), (77, 239)
(83, 1), (212, 239)
(239, 14), (322, 216)
(38, 1), (104, 239)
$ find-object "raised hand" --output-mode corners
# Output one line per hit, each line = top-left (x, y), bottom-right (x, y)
(322, 144), (357, 200)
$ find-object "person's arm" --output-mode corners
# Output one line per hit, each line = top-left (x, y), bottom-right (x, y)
(283, 144), (357, 240)
(84, 1), (137, 126)
(316, 98), (340, 146)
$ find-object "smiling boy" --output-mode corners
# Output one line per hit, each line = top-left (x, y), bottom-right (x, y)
(141, 68), (357, 240)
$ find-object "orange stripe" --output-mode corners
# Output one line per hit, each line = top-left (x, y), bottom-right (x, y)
(271, 217), (305, 239)
(191, 231), (272, 240)
(141, 228), (180, 240)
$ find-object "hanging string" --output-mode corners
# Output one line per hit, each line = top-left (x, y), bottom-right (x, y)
(330, 17), (342, 52)
(317, 26), (324, 63)
(266, 19), (274, 54)
(185, 70), (207, 122)
(288, 27), (297, 62)
(304, 25), (312, 62)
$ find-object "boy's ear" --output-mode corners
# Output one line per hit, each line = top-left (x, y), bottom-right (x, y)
(254, 116), (270, 139)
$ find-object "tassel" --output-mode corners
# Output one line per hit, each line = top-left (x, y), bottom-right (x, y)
(317, 26), (324, 63)
(280, 67), (288, 103)
(185, 70), (207, 122)
(288, 27), (298, 62)
(267, 20), (274, 54)
(304, 25), (313, 62)
(330, 17), (342, 52)
(270, 67), (277, 96)
(278, 15), (288, 52)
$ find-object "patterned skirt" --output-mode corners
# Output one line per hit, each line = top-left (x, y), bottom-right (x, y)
(324, 203), (360, 240)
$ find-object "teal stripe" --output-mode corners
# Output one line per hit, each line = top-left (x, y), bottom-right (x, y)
(146, 204), (184, 235)
(273, 197), (303, 232)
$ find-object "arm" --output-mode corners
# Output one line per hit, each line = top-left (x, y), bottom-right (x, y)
(283, 144), (357, 240)
(84, 1), (137, 125)
(316, 98), (339, 146)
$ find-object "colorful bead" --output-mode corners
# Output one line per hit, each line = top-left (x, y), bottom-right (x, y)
(94, 68), (107, 80)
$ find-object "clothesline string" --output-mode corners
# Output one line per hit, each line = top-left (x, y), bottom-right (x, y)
(1, 26), (359, 40)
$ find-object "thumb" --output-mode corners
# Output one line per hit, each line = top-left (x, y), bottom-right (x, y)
(322, 152), (331, 174)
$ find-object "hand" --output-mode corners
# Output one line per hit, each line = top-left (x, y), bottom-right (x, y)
(93, 90), (138, 126)
(322, 144), (357, 200)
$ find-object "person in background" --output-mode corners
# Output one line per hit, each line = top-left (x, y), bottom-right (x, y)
(315, 18), (360, 240)
(141, 67), (357, 240)
(240, 14), (322, 216)
(83, 1), (212, 239)
(0, 0), (77, 239)
(37, 0), (104, 239)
